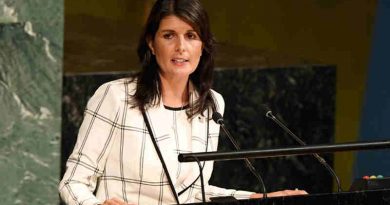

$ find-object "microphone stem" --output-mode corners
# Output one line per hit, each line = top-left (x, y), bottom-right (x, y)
(268, 113), (342, 193)
(220, 125), (268, 199)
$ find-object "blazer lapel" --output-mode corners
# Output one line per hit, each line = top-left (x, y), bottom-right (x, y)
(145, 101), (172, 146)
(191, 114), (208, 153)
(188, 81), (209, 153)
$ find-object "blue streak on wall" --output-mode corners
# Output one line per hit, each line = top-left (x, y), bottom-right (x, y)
(356, 0), (390, 178)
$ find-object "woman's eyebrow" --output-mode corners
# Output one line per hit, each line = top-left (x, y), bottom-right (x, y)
(159, 29), (175, 33)
(159, 29), (196, 33)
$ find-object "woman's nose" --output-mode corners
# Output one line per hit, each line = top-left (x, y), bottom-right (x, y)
(175, 36), (186, 53)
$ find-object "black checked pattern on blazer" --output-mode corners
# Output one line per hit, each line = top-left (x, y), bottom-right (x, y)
(59, 78), (254, 205)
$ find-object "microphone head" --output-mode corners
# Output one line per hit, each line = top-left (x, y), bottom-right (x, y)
(212, 112), (224, 124)
(260, 104), (273, 118)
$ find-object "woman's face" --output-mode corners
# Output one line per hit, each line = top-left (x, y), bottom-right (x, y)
(148, 15), (203, 79)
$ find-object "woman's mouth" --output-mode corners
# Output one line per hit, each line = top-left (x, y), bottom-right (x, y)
(171, 58), (189, 65)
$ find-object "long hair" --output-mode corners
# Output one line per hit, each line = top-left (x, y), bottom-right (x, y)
(133, 0), (216, 118)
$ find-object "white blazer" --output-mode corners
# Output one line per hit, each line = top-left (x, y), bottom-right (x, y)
(59, 78), (253, 205)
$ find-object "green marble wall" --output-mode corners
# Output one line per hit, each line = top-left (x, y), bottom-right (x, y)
(0, 0), (63, 204)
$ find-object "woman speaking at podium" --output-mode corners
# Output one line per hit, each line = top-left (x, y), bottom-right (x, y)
(59, 0), (306, 204)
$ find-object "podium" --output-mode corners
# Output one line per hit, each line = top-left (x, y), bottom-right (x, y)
(179, 140), (390, 205)
(186, 189), (390, 205)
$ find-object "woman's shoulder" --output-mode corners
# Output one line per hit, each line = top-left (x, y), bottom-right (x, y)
(100, 77), (136, 89)
(209, 89), (225, 114)
(88, 77), (137, 106)
(209, 89), (224, 102)
(96, 77), (137, 95)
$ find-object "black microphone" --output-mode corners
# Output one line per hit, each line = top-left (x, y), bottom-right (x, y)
(212, 112), (268, 199)
(261, 105), (342, 193)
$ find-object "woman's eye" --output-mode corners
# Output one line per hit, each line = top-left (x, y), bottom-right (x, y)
(187, 33), (198, 39)
(163, 33), (174, 39)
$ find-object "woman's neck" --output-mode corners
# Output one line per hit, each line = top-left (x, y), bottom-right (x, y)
(160, 75), (189, 107)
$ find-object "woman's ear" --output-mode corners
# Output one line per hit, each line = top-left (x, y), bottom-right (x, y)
(147, 36), (155, 55)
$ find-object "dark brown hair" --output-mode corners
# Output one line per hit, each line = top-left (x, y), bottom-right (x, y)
(133, 0), (216, 118)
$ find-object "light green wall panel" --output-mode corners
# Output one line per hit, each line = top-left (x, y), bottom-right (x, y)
(0, 0), (63, 204)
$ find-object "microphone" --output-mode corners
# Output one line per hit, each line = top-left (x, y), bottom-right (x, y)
(212, 112), (268, 199)
(261, 105), (342, 193)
